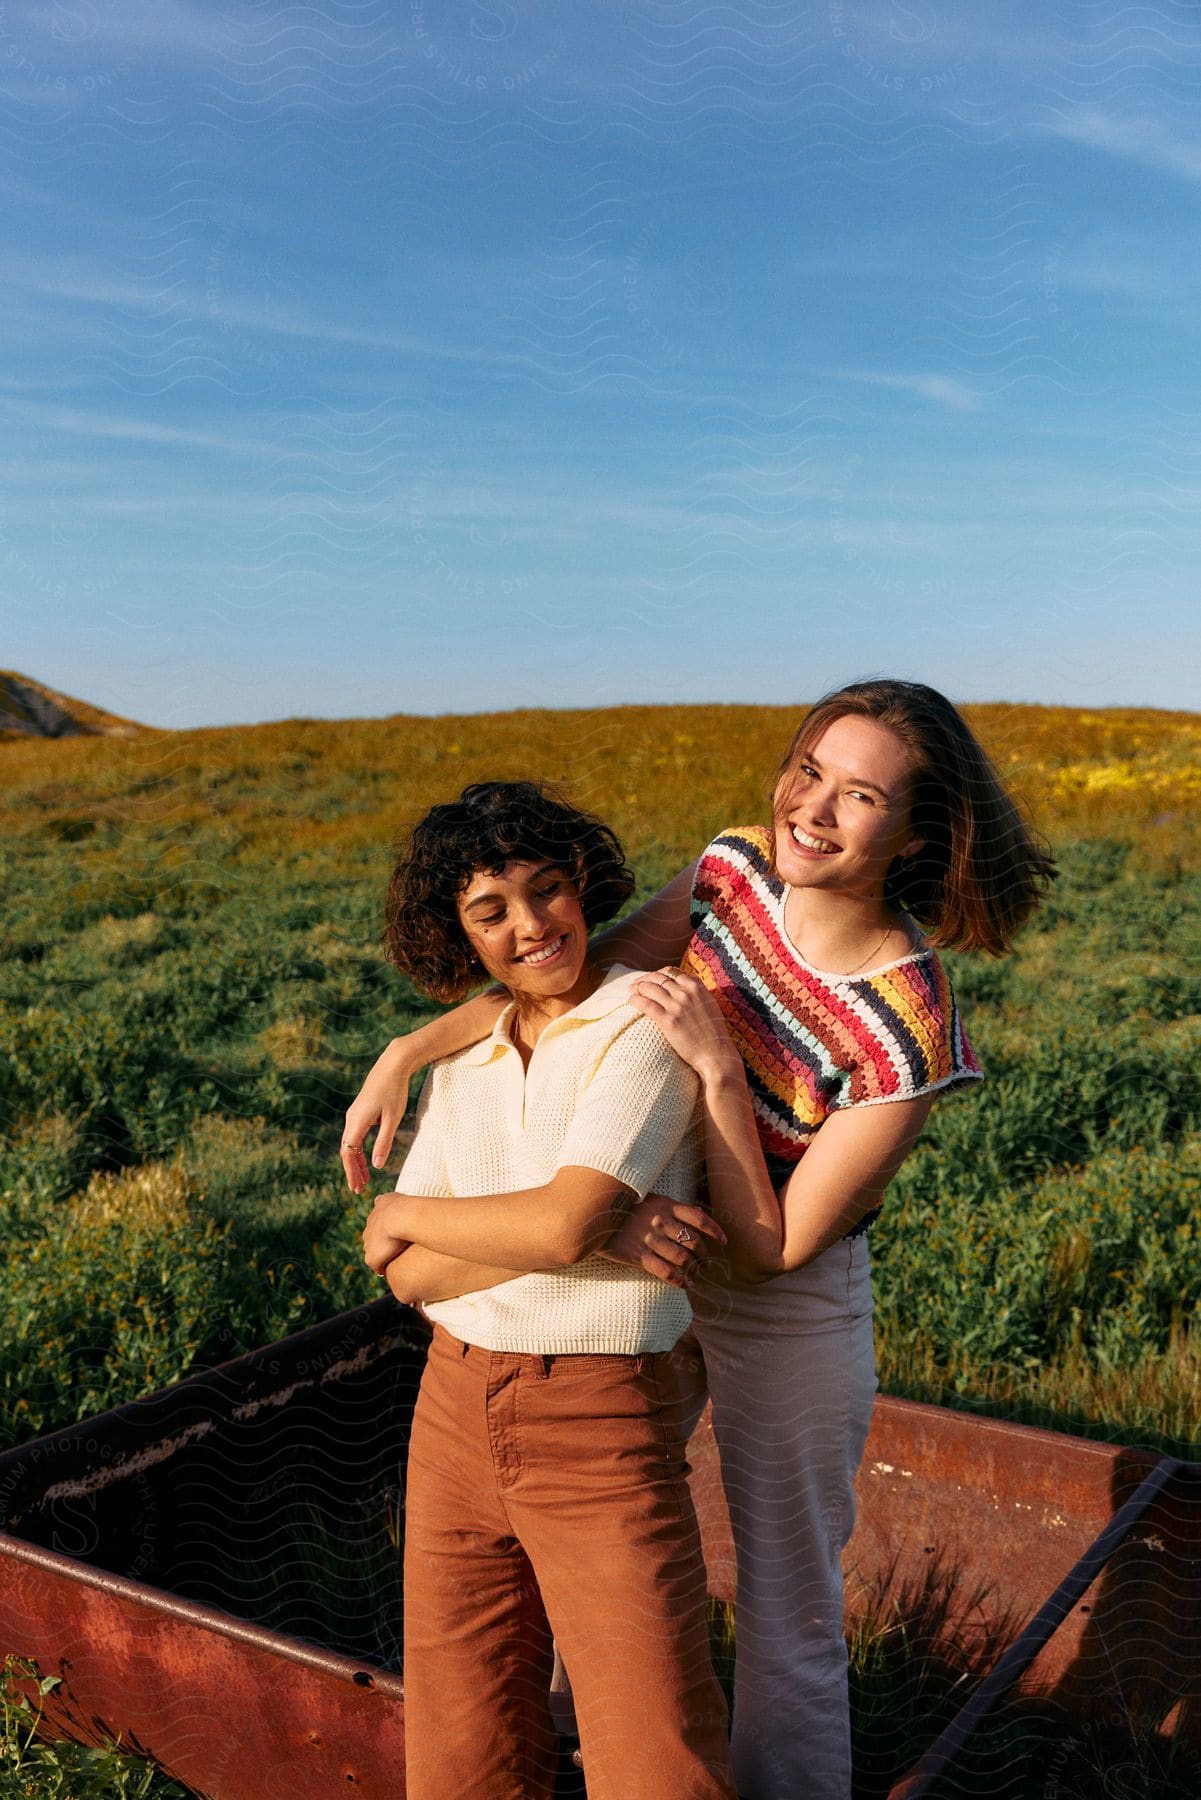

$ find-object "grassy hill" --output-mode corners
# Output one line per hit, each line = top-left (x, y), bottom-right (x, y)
(0, 670), (146, 740)
(1, 696), (1199, 1462)
(1, 696), (1198, 872)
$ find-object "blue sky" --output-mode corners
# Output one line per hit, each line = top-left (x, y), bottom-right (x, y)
(3, 0), (1199, 727)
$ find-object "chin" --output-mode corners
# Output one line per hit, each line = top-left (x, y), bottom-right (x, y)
(776, 840), (837, 884)
(510, 942), (589, 996)
(535, 963), (585, 992)
(783, 863), (837, 890)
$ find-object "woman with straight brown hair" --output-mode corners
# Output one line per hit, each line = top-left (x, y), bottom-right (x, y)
(345, 679), (1055, 1800)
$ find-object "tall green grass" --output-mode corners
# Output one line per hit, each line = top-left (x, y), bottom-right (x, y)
(2, 704), (1198, 1799)
(1, 707), (1198, 1455)
(1, 1656), (189, 1798)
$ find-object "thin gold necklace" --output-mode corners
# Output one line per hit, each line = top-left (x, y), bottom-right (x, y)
(786, 895), (894, 978)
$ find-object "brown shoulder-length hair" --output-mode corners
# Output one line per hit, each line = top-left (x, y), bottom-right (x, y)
(383, 779), (635, 1002)
(773, 679), (1056, 956)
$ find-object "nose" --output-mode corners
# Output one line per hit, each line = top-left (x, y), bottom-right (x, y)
(806, 781), (838, 827)
(512, 893), (553, 941)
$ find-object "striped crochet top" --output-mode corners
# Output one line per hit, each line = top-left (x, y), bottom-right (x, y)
(681, 824), (982, 1234)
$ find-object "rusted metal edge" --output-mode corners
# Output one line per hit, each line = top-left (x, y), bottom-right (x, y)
(870, 1395), (1139, 1455)
(865, 1395), (1165, 1494)
(887, 1455), (1193, 1799)
(0, 1299), (423, 1517)
(2, 1297), (404, 1446)
(0, 1527), (405, 1697)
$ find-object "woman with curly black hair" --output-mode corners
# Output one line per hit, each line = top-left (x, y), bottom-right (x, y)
(361, 781), (773, 1800)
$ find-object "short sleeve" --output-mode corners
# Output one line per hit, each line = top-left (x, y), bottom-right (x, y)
(556, 1014), (700, 1199)
(832, 955), (984, 1111)
(395, 1070), (453, 1197)
(689, 825), (775, 936)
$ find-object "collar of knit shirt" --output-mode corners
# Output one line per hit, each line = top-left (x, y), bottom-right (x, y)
(416, 961), (699, 1354)
(458, 962), (646, 1066)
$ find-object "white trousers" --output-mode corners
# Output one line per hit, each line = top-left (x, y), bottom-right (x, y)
(690, 1234), (877, 1800)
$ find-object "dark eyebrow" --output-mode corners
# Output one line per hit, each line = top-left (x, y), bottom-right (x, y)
(461, 862), (563, 915)
(801, 755), (893, 801)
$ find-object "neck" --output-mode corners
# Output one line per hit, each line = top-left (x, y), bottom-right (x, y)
(508, 960), (603, 1056)
(784, 884), (907, 970)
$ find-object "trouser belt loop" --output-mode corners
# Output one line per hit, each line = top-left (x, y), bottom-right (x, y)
(536, 1353), (553, 1380)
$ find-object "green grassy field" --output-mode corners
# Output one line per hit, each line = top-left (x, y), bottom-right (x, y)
(2, 700), (1199, 1457)
(2, 699), (1199, 1798)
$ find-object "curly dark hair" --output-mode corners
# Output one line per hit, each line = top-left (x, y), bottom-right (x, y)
(773, 679), (1057, 956)
(384, 780), (636, 1002)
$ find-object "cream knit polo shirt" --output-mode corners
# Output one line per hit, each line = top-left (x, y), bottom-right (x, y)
(397, 965), (701, 1354)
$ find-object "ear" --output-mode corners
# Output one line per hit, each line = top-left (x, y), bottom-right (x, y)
(900, 835), (926, 859)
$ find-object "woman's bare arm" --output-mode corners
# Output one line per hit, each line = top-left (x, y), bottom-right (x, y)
(363, 1166), (640, 1274)
(341, 992), (507, 1191)
(699, 1066), (934, 1271)
(590, 862), (697, 970)
(627, 973), (783, 1280)
(384, 1244), (526, 1306)
(629, 970), (935, 1275)
(384, 1193), (723, 1305)
(774, 1095), (934, 1267)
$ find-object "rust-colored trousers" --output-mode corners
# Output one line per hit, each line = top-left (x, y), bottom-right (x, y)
(402, 1325), (735, 1800)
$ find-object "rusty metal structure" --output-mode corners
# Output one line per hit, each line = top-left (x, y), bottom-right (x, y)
(1, 1298), (1197, 1797)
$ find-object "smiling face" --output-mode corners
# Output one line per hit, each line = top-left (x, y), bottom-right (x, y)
(772, 713), (925, 898)
(456, 859), (596, 1010)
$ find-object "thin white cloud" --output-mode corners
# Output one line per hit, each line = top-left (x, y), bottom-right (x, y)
(4, 252), (502, 362)
(5, 400), (276, 458)
(1045, 110), (1201, 184)
(6, 261), (176, 311)
(824, 369), (985, 412)
(216, 296), (474, 359)
(0, 371), (94, 395)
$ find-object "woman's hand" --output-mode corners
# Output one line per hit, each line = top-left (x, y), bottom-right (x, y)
(628, 969), (740, 1085)
(362, 1195), (410, 1275)
(341, 1040), (416, 1195)
(600, 1195), (726, 1287)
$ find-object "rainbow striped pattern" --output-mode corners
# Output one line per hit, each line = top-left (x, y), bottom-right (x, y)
(682, 825), (982, 1229)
